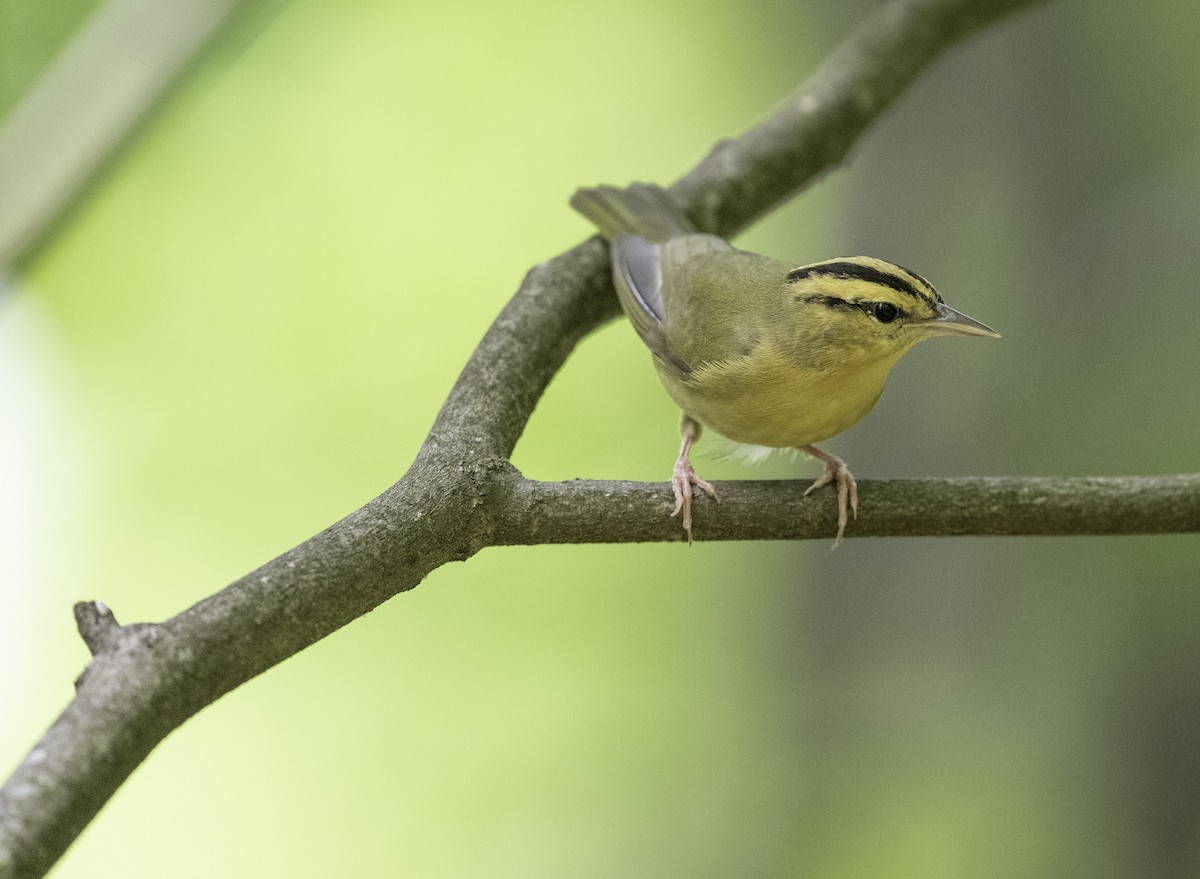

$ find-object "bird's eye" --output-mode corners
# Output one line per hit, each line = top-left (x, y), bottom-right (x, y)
(872, 302), (899, 323)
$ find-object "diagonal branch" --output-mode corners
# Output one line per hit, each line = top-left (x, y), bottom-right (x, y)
(0, 0), (254, 273)
(1, 0), (1059, 875)
(427, 0), (1051, 461)
(672, 0), (1047, 236)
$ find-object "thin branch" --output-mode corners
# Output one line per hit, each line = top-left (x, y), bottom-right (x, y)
(672, 0), (1047, 236)
(0, 1), (1059, 875)
(493, 474), (1200, 544)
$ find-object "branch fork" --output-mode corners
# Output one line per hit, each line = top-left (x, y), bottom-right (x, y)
(4, 2), (1143, 875)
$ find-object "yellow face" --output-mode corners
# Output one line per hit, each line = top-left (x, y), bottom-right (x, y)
(781, 256), (998, 369)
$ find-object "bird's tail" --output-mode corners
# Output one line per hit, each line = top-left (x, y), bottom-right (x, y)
(569, 183), (696, 242)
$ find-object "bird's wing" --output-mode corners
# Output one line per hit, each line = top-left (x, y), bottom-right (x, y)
(613, 232), (733, 377)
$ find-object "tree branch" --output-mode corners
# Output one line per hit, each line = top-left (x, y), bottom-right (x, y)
(0, 0), (1066, 875)
(493, 475), (1200, 544)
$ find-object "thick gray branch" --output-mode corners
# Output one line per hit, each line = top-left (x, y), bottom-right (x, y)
(427, 0), (1049, 459)
(0, 1), (1057, 876)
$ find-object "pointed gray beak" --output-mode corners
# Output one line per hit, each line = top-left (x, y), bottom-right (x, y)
(921, 302), (1001, 338)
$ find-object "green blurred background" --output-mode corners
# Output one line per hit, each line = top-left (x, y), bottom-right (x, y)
(3, 0), (1200, 875)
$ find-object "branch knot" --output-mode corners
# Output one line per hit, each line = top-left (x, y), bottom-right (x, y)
(73, 601), (122, 657)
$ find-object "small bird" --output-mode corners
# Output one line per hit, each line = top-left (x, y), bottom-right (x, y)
(571, 182), (999, 543)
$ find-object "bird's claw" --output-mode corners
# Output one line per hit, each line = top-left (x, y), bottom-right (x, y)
(672, 460), (718, 545)
(803, 453), (858, 545)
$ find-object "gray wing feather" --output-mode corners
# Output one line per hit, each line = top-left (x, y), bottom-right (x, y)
(570, 183), (731, 376)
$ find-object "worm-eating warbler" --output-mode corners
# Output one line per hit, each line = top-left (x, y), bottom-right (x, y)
(571, 182), (999, 543)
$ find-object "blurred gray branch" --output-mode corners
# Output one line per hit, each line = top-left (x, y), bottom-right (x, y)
(0, 0), (1117, 874)
(0, 0), (249, 274)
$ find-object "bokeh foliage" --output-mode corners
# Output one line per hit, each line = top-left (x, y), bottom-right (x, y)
(2, 0), (1199, 876)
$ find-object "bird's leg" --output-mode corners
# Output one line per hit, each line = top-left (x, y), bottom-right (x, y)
(801, 445), (858, 544)
(671, 415), (718, 544)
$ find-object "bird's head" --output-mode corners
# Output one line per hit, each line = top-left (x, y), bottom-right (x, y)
(784, 256), (999, 368)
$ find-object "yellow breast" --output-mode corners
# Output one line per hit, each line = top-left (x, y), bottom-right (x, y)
(653, 339), (902, 448)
